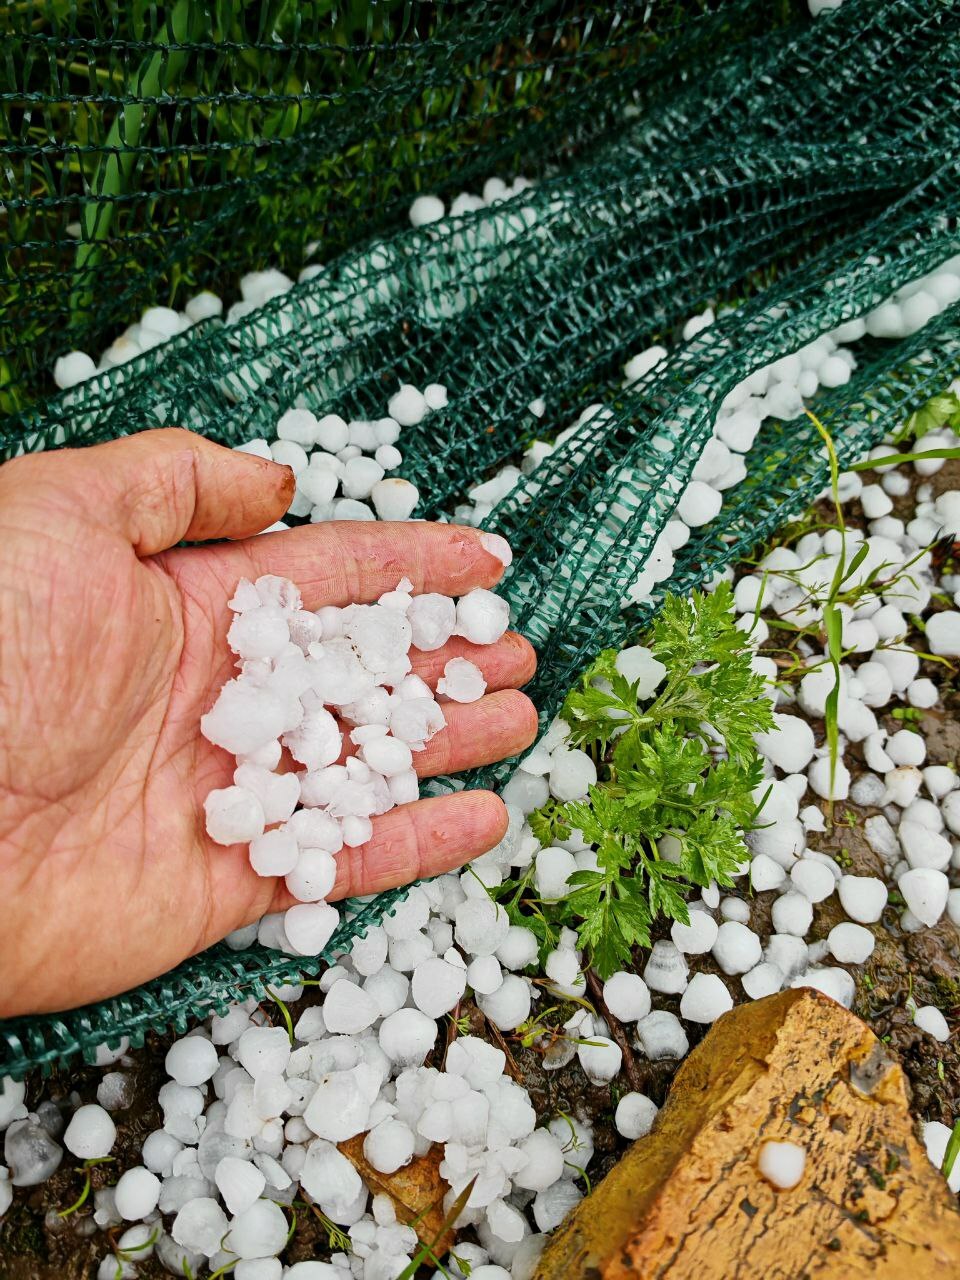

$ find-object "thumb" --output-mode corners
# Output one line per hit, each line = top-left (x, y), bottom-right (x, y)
(35, 427), (294, 556)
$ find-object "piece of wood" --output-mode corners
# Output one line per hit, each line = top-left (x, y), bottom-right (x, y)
(338, 1133), (452, 1253)
(535, 988), (960, 1278)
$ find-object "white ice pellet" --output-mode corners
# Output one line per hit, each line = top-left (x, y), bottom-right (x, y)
(945, 791), (960, 836)
(512, 1129), (565, 1191)
(755, 715), (816, 773)
(907, 678), (938, 709)
(827, 922), (875, 964)
(764, 934), (809, 980)
(478, 975), (531, 1031)
(926, 612), (960, 656)
(899, 821), (951, 871)
(742, 962), (784, 1000)
(113, 1166), (161, 1220)
(643, 941), (689, 994)
(614, 1093), (659, 1140)
(679, 973), (733, 1023)
(635, 1011), (689, 1061)
(456, 589), (510, 644)
(215, 1157), (265, 1216)
(576, 1037), (622, 1084)
(791, 967), (855, 1008)
(54, 350), (98, 388)
(322, 980), (380, 1034)
(360, 735), (413, 777)
(602, 973), (651, 1022)
(757, 1140), (805, 1189)
(364, 1120), (416, 1174)
(711, 921), (762, 975)
(409, 195), (444, 226)
(165, 1037), (219, 1088)
(284, 902), (340, 956)
(677, 480), (722, 527)
(468, 955), (504, 995)
(201, 682), (288, 758)
(913, 1005), (950, 1042)
(807, 756), (850, 801)
(371, 478), (420, 520)
(924, 766), (958, 801)
(172, 1198), (230, 1258)
(407, 594), (456, 650)
(670, 910), (719, 954)
(64, 1105), (117, 1160)
(411, 957), (467, 1017)
(285, 848), (337, 902)
(437, 658), (487, 702)
(790, 858), (835, 904)
(388, 384), (428, 426)
(897, 867), (948, 926)
(204, 786), (266, 846)
(548, 749), (597, 802)
(248, 828), (299, 878)
(534, 846), (577, 899)
(720, 896), (750, 924)
(923, 1121), (960, 1193)
(455, 899), (510, 956)
(225, 1199), (290, 1261)
(236, 1027), (291, 1080)
(838, 874), (887, 923)
(614, 646), (666, 698)
(496, 926), (539, 971)
(771, 892), (813, 938)
(378, 1009), (437, 1066)
(0, 1079), (27, 1133)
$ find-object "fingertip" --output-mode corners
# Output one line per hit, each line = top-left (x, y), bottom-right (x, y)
(506, 631), (538, 686)
(496, 687), (540, 754)
(444, 523), (510, 590)
(469, 788), (510, 845)
(224, 449), (295, 526)
(271, 459), (296, 513)
(479, 531), (513, 569)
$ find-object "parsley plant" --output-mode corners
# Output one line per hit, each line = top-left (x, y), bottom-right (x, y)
(508, 582), (774, 978)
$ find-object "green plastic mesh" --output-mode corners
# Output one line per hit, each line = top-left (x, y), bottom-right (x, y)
(2, 0), (960, 1076)
(1, 0), (787, 417)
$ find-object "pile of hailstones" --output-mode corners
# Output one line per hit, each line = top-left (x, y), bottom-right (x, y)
(201, 571), (511, 959)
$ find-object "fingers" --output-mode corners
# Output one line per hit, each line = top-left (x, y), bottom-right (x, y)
(409, 631), (537, 692)
(213, 792), (504, 952)
(275, 790), (506, 905)
(199, 520), (512, 608)
(247, 792), (506, 919)
(341, 688), (539, 778)
(35, 428), (294, 555)
(411, 690), (539, 777)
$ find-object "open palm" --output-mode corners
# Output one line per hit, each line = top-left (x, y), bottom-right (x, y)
(0, 429), (537, 1015)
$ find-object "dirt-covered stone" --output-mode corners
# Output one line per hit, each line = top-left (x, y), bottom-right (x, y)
(535, 989), (960, 1279)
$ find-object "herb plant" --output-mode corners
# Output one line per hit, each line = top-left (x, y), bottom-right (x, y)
(504, 582), (774, 978)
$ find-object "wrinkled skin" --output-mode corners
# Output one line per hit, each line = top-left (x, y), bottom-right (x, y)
(0, 430), (537, 1014)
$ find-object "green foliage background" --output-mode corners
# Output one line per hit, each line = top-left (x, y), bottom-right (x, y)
(0, 0), (786, 414)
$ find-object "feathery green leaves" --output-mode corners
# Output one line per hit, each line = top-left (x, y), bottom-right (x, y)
(518, 582), (774, 978)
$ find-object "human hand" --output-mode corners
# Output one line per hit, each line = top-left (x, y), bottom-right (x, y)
(0, 429), (537, 1015)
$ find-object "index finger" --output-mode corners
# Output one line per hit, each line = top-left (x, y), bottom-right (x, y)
(175, 520), (513, 608)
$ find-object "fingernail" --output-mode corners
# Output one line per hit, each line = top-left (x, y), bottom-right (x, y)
(480, 532), (513, 567)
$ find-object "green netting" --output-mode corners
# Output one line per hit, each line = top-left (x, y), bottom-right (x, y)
(2, 0), (960, 1076)
(0, 0), (791, 416)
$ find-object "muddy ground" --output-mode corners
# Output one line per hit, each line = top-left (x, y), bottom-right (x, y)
(1, 461), (957, 1280)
